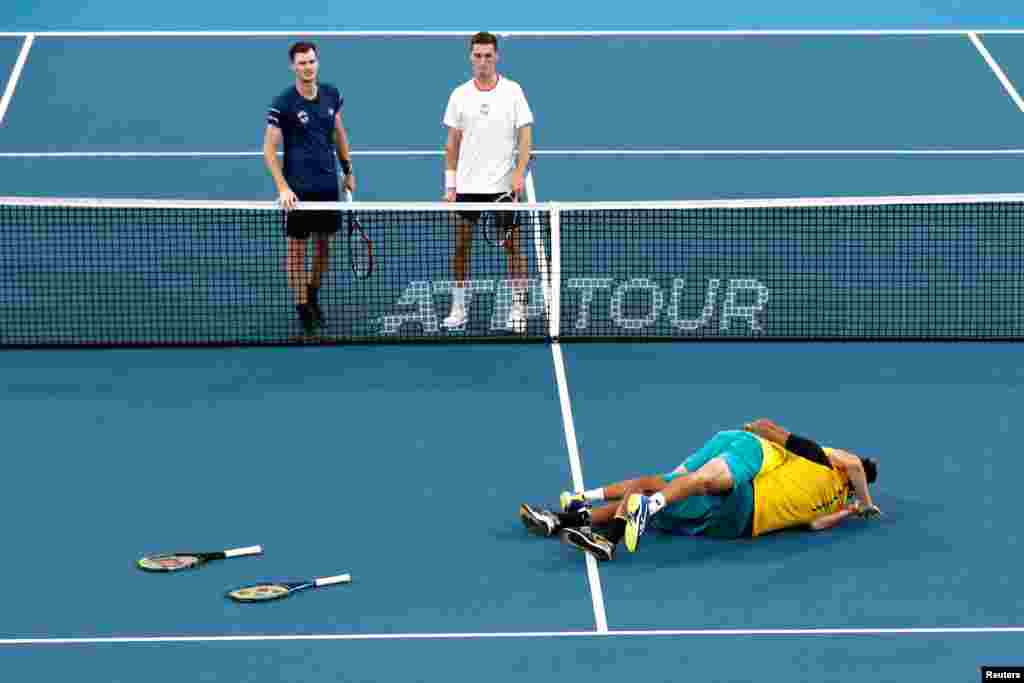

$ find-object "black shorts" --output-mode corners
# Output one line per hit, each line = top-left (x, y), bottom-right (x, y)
(455, 192), (517, 228)
(286, 189), (341, 240)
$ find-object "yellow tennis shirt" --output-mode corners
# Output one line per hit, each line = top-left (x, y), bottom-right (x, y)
(751, 443), (852, 537)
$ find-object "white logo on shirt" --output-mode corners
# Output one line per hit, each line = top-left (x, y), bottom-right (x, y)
(298, 110), (309, 125)
(328, 107), (335, 116)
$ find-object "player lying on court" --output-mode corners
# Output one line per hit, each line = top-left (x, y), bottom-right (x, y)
(519, 419), (881, 561)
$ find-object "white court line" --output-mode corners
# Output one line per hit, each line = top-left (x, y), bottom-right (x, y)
(4, 149), (1024, 159)
(551, 342), (608, 633)
(2, 29), (1024, 38)
(969, 32), (1024, 113)
(0, 34), (33, 126)
(526, 166), (603, 632)
(2, 626), (1023, 645)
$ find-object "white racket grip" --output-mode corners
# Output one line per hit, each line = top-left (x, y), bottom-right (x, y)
(224, 545), (263, 558)
(315, 574), (352, 587)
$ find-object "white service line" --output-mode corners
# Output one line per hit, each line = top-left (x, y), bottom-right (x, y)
(969, 32), (1024, 113)
(4, 148), (1024, 159)
(551, 342), (608, 633)
(0, 34), (33, 126)
(1, 626), (1022, 645)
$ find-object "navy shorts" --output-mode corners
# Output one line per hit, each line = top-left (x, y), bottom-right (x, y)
(455, 192), (517, 227)
(286, 188), (341, 240)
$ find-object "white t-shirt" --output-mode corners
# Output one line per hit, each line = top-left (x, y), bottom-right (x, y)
(443, 76), (533, 194)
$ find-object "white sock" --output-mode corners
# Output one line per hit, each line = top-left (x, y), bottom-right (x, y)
(583, 488), (605, 502)
(648, 492), (667, 515)
(452, 286), (467, 308)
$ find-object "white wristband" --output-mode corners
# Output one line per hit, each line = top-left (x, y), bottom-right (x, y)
(445, 170), (456, 190)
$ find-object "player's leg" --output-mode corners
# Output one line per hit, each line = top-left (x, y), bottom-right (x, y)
(502, 218), (528, 333)
(624, 432), (764, 552)
(560, 474), (670, 513)
(285, 232), (314, 334)
(444, 210), (476, 330)
(561, 431), (740, 511)
(553, 476), (670, 562)
(307, 233), (331, 327)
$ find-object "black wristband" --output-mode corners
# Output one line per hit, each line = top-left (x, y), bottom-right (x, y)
(339, 159), (352, 175)
(784, 434), (829, 467)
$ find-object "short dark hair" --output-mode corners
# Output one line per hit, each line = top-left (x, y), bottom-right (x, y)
(861, 457), (878, 484)
(289, 41), (318, 62)
(470, 32), (498, 51)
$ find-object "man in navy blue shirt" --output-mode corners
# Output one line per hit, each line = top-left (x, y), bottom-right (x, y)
(263, 41), (356, 335)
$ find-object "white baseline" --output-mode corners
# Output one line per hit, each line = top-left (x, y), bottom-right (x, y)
(1, 626), (1023, 646)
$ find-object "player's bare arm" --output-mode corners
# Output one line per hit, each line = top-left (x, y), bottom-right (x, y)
(263, 126), (296, 209)
(828, 449), (879, 515)
(512, 125), (532, 194)
(808, 504), (858, 531)
(334, 112), (355, 192)
(444, 127), (462, 201)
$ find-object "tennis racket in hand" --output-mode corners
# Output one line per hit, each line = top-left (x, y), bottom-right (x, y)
(343, 189), (374, 279)
(137, 545), (263, 572)
(482, 155), (534, 248)
(227, 573), (352, 602)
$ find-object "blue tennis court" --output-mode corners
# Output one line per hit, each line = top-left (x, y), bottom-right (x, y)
(2, 4), (1024, 681)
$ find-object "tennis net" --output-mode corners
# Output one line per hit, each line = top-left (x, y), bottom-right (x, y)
(2, 193), (1023, 347)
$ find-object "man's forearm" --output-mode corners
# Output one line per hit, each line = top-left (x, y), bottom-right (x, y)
(264, 147), (289, 192)
(445, 142), (459, 171)
(846, 463), (874, 508)
(810, 506), (855, 531)
(744, 419), (790, 445)
(334, 127), (353, 173)
(516, 126), (532, 173)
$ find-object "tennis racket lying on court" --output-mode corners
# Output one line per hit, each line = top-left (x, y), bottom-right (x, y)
(482, 156), (534, 248)
(343, 189), (374, 279)
(227, 573), (352, 602)
(137, 545), (263, 572)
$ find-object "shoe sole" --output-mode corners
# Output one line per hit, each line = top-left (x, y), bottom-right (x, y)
(624, 495), (647, 553)
(560, 528), (612, 562)
(519, 504), (554, 537)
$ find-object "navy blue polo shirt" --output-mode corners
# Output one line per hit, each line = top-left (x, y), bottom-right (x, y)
(267, 83), (343, 196)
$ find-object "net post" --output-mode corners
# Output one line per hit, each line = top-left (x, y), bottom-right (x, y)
(550, 203), (561, 340)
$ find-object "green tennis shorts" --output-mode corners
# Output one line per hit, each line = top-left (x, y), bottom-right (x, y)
(654, 430), (764, 539)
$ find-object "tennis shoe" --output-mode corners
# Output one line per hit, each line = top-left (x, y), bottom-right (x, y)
(560, 491), (587, 513)
(506, 303), (527, 333)
(561, 527), (615, 562)
(519, 503), (559, 537)
(442, 303), (467, 330)
(624, 494), (650, 553)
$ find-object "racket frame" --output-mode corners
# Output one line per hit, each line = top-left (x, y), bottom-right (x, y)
(137, 545), (263, 572)
(343, 189), (374, 278)
(227, 574), (352, 602)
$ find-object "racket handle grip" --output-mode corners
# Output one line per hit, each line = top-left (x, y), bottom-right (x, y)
(224, 545), (263, 558)
(316, 574), (352, 586)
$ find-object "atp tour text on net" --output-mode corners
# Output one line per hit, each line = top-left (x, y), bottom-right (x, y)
(377, 276), (770, 334)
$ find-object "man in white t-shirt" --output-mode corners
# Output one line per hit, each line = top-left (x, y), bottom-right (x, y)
(441, 31), (534, 332)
